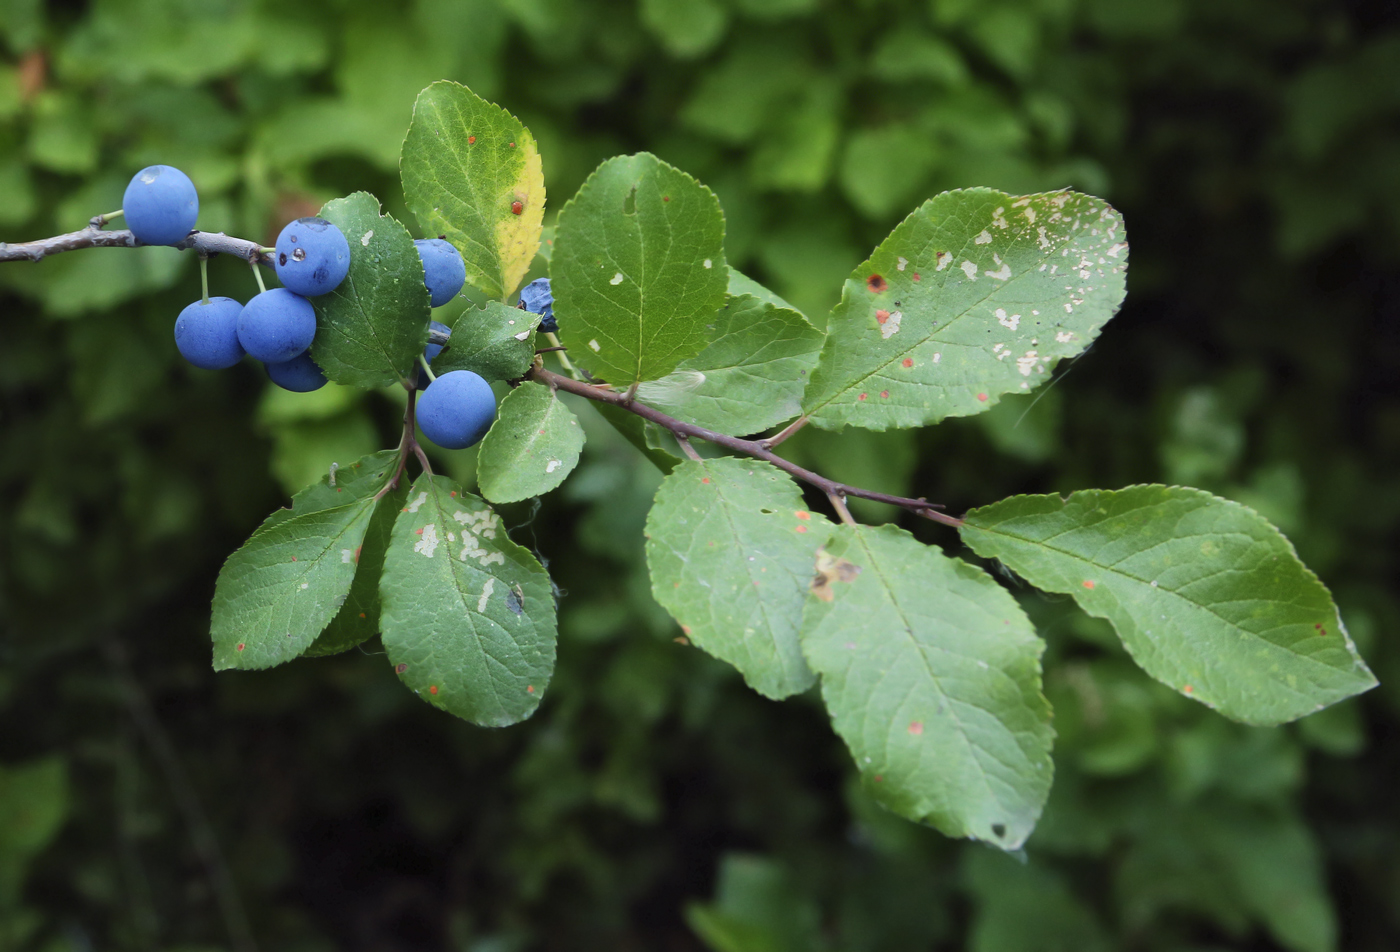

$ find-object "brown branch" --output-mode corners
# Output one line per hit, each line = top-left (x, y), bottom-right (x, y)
(0, 224), (274, 264)
(529, 366), (963, 528)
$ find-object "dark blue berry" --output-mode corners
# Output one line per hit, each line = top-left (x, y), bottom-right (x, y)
(518, 277), (555, 333)
(124, 166), (199, 246)
(266, 350), (327, 392)
(414, 239), (467, 307)
(175, 296), (244, 370)
(237, 288), (317, 363)
(275, 218), (350, 297)
(417, 370), (496, 449)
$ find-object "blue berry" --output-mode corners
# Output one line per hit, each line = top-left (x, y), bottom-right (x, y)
(416, 370), (496, 449)
(518, 277), (555, 333)
(274, 218), (350, 297)
(123, 165), (198, 246)
(414, 239), (466, 307)
(266, 350), (327, 392)
(174, 296), (244, 370)
(237, 288), (317, 363)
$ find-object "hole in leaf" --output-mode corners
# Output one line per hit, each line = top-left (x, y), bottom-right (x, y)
(991, 823), (1006, 838)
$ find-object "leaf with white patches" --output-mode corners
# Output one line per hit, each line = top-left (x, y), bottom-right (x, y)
(646, 458), (833, 699)
(378, 474), (557, 727)
(401, 81), (545, 300)
(476, 381), (586, 503)
(552, 153), (728, 386)
(431, 300), (536, 382)
(800, 524), (1054, 850)
(959, 486), (1378, 726)
(211, 451), (400, 671)
(311, 192), (432, 388)
(801, 188), (1127, 430)
(638, 294), (825, 435)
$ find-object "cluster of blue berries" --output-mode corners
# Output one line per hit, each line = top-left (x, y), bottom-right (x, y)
(135, 165), (557, 451)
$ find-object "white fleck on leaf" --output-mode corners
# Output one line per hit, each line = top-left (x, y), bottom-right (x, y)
(975, 230), (993, 244)
(361, 230), (374, 246)
(477, 577), (495, 612)
(415, 523), (440, 558)
(961, 261), (978, 280)
(610, 272), (624, 285)
(406, 491), (429, 513)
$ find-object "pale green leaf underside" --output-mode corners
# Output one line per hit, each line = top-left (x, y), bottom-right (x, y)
(552, 152), (728, 385)
(311, 192), (431, 388)
(802, 187), (1128, 430)
(400, 81), (545, 299)
(638, 293), (825, 435)
(378, 474), (557, 727)
(728, 268), (802, 316)
(646, 458), (833, 699)
(431, 300), (535, 381)
(800, 524), (1054, 849)
(477, 382), (586, 504)
(211, 451), (399, 671)
(959, 486), (1377, 726)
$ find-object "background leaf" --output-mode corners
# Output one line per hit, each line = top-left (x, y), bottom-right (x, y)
(960, 486), (1377, 726)
(311, 191), (431, 388)
(638, 293), (824, 435)
(802, 188), (1127, 430)
(800, 524), (1054, 849)
(400, 80), (544, 300)
(552, 152), (728, 386)
(477, 381), (585, 504)
(211, 450), (398, 671)
(430, 300), (535, 381)
(378, 474), (557, 727)
(646, 457), (833, 699)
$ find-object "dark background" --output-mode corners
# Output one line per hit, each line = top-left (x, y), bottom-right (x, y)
(2, 0), (1398, 949)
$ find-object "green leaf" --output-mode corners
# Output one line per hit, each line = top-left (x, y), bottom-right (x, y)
(211, 451), (399, 671)
(305, 477), (409, 658)
(430, 300), (535, 381)
(640, 0), (728, 60)
(552, 153), (728, 386)
(477, 381), (585, 504)
(311, 192), (431, 388)
(646, 458), (833, 699)
(379, 474), (557, 726)
(727, 268), (801, 315)
(593, 403), (683, 475)
(801, 188), (1127, 430)
(959, 486), (1378, 726)
(800, 524), (1054, 849)
(400, 80), (544, 300)
(637, 294), (824, 435)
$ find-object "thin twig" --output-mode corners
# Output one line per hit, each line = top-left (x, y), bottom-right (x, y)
(0, 226), (274, 264)
(676, 436), (704, 462)
(761, 414), (810, 449)
(826, 491), (858, 527)
(531, 366), (962, 527)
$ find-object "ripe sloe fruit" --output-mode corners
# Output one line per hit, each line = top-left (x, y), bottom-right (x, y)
(275, 218), (350, 296)
(237, 288), (317, 363)
(123, 166), (199, 246)
(417, 370), (496, 449)
(414, 239), (466, 307)
(175, 296), (245, 370)
(518, 277), (555, 333)
(266, 350), (327, 392)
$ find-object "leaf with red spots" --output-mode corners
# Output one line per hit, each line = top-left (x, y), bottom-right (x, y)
(379, 474), (557, 727)
(552, 153), (728, 386)
(801, 187), (1128, 430)
(646, 458), (833, 699)
(960, 486), (1377, 725)
(211, 450), (400, 672)
(637, 293), (824, 435)
(800, 524), (1054, 850)
(401, 81), (544, 299)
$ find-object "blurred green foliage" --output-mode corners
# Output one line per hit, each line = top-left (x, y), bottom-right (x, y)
(1, 0), (1398, 949)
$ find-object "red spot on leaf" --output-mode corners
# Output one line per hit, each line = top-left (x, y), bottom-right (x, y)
(290, 557), (297, 562)
(1083, 580), (1095, 589)
(468, 135), (476, 144)
(336, 487), (343, 492)
(395, 663), (408, 674)
(912, 273), (921, 282)
(874, 774), (884, 783)
(701, 477), (710, 484)
(508, 141), (516, 148)
(867, 274), (887, 293)
(908, 721), (924, 736)
(236, 643), (245, 652)
(1183, 684), (1194, 694)
(977, 393), (988, 402)
(429, 685), (439, 695)
(795, 511), (811, 520)
(662, 195), (671, 202)
(681, 625), (692, 636)
(796, 525), (808, 534)
(358, 612), (366, 618)
(415, 528), (424, 535)
(902, 358), (914, 368)
(880, 390), (890, 399)
(876, 309), (890, 323)
(449, 491), (457, 497)
(511, 201), (523, 215)
(354, 546), (362, 563)
(858, 393), (867, 401)
(527, 685), (535, 694)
